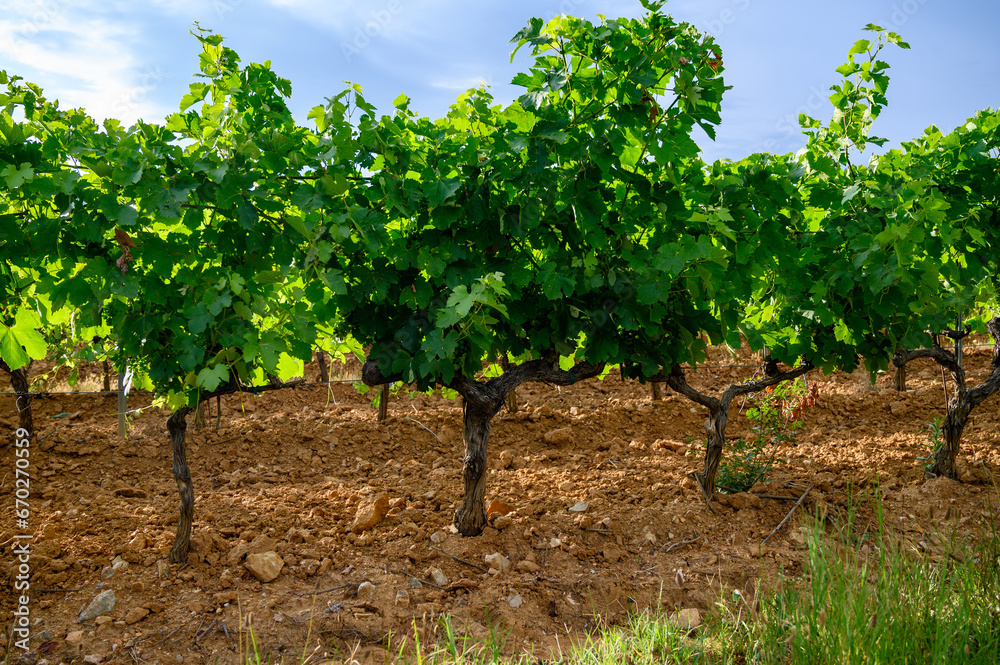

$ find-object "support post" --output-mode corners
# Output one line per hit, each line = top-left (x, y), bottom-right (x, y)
(378, 383), (389, 423)
(117, 371), (127, 439)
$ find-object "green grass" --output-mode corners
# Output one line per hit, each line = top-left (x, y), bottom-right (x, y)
(228, 491), (1000, 665)
(723, 500), (1000, 665)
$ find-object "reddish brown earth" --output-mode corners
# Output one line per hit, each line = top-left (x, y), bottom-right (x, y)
(2, 346), (999, 664)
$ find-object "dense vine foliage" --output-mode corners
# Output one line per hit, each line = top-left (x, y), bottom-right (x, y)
(1, 2), (997, 558)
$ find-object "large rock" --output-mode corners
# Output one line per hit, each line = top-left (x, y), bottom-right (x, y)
(78, 590), (116, 623)
(228, 534), (278, 566)
(351, 493), (390, 534)
(671, 608), (702, 631)
(244, 552), (284, 583)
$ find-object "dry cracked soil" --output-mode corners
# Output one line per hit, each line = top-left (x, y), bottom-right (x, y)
(2, 345), (999, 664)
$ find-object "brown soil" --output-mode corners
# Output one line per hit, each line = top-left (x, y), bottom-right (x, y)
(2, 347), (999, 664)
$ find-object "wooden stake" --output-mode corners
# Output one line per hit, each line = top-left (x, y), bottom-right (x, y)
(315, 349), (330, 384)
(117, 371), (128, 438)
(378, 383), (389, 423)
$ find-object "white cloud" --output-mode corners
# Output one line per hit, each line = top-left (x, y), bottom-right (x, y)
(0, 2), (173, 124)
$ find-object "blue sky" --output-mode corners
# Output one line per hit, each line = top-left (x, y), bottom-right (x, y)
(2, 0), (997, 162)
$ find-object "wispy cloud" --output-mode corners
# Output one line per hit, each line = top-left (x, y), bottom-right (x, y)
(0, 2), (172, 124)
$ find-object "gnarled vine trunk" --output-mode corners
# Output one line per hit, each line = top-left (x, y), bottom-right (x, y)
(454, 397), (495, 535)
(168, 407), (193, 563)
(934, 318), (1000, 478)
(894, 317), (1000, 480)
(1, 361), (33, 439)
(166, 374), (296, 563)
(662, 359), (814, 504)
(362, 354), (604, 536)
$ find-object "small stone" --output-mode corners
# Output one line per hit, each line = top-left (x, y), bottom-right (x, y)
(185, 600), (207, 614)
(357, 581), (375, 599)
(244, 551), (284, 583)
(484, 553), (510, 570)
(428, 567), (448, 587)
(124, 607), (150, 625)
(95, 616), (113, 626)
(126, 533), (147, 553)
(558, 480), (574, 492)
(79, 590), (116, 623)
(83, 655), (103, 664)
(516, 560), (540, 573)
(653, 438), (685, 451)
(725, 492), (761, 510)
(508, 592), (523, 608)
(672, 608), (702, 630)
(889, 401), (907, 415)
(409, 577), (423, 588)
(544, 428), (572, 445)
(395, 590), (410, 606)
(498, 450), (514, 469)
(533, 405), (555, 419)
(492, 514), (513, 530)
(66, 630), (86, 644)
(350, 493), (390, 534)
(101, 556), (128, 580)
(568, 501), (589, 513)
(486, 500), (515, 517)
(156, 560), (170, 578)
(643, 531), (657, 545)
(430, 531), (449, 544)
(602, 547), (621, 563)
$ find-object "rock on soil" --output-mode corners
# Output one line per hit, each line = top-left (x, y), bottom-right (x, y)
(544, 428), (573, 445)
(672, 608), (702, 631)
(244, 552), (284, 582)
(516, 560), (541, 573)
(228, 534), (278, 566)
(484, 553), (510, 570)
(9, 348), (1000, 664)
(351, 492), (390, 533)
(124, 607), (150, 625)
(78, 590), (115, 623)
(428, 567), (449, 587)
(487, 499), (515, 517)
